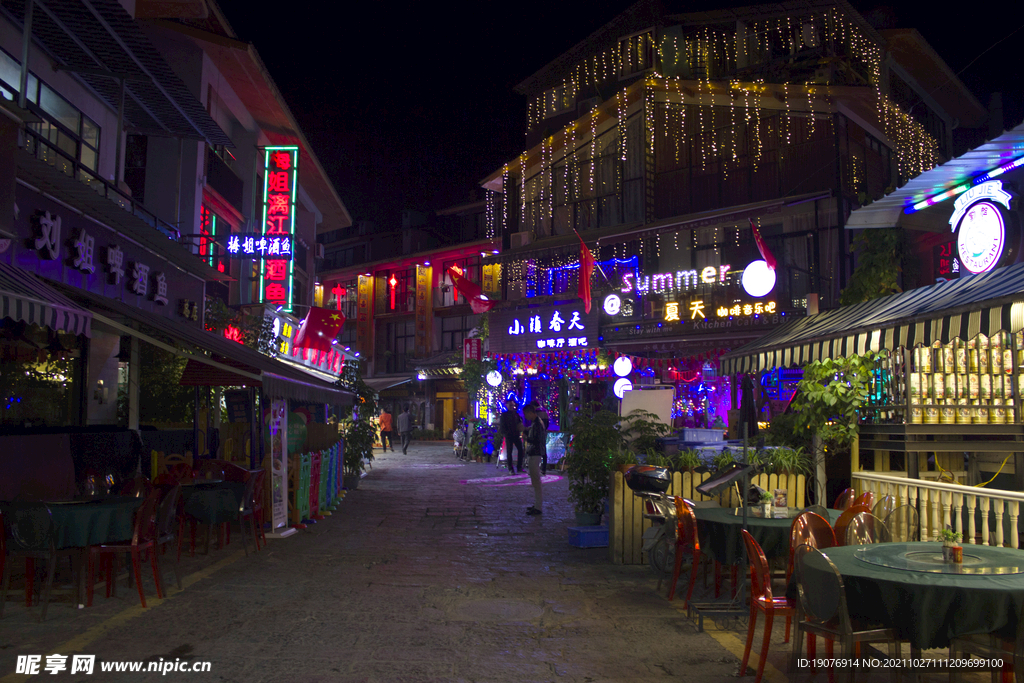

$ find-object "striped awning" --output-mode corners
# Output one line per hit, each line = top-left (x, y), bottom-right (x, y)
(0, 262), (91, 337)
(721, 262), (1024, 375)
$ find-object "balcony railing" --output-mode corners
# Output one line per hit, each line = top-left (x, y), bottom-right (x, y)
(852, 471), (1024, 548)
(24, 127), (182, 241)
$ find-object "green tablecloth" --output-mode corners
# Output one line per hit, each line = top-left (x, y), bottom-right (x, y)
(803, 542), (1024, 649)
(694, 507), (842, 566)
(48, 497), (143, 549)
(181, 482), (246, 525)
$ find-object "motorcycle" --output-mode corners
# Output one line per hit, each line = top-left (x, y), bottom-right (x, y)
(625, 465), (678, 575)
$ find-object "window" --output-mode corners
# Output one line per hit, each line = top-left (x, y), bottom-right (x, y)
(0, 324), (83, 428)
(0, 49), (101, 175)
(384, 267), (415, 313)
(541, 84), (575, 119)
(328, 279), (357, 320)
(441, 315), (480, 352)
(381, 321), (415, 374)
(619, 30), (655, 78)
(439, 257), (480, 307)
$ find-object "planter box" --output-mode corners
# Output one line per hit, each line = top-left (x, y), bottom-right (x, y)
(608, 470), (806, 565)
(568, 525), (609, 548)
(681, 428), (724, 443)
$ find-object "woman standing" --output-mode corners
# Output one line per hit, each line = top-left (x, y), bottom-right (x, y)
(522, 404), (547, 516)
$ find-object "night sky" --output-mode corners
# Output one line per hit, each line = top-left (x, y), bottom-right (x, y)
(216, 1), (1024, 229)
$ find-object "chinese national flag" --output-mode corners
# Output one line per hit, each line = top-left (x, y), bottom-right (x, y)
(293, 307), (346, 353)
(446, 267), (495, 314)
(577, 233), (595, 313)
(749, 218), (777, 270)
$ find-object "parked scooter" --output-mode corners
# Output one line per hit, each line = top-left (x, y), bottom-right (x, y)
(624, 465), (677, 575)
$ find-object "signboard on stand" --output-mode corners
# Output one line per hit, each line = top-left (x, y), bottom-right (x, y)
(463, 337), (482, 363)
(267, 398), (295, 537)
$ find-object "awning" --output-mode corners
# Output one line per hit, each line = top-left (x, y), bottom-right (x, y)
(720, 262), (1024, 375)
(363, 376), (415, 393)
(0, 261), (91, 337)
(54, 284), (352, 404)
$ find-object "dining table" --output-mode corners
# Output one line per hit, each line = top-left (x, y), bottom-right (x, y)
(180, 480), (247, 525)
(694, 506), (843, 566)
(798, 542), (1024, 649)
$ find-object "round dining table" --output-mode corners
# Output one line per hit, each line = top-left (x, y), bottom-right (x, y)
(47, 496), (143, 549)
(801, 542), (1024, 649)
(180, 480), (247, 525)
(694, 506), (842, 566)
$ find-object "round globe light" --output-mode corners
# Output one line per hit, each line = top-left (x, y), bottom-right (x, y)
(603, 294), (622, 316)
(741, 259), (777, 298)
(613, 377), (633, 399)
(613, 356), (633, 377)
(485, 370), (503, 387)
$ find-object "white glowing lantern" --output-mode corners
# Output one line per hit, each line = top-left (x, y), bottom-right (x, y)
(613, 377), (633, 399)
(741, 260), (777, 298)
(603, 294), (622, 316)
(486, 370), (503, 387)
(613, 356), (633, 377)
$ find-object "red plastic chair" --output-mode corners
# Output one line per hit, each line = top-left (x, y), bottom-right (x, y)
(853, 491), (875, 510)
(833, 504), (871, 547)
(119, 475), (153, 498)
(740, 529), (797, 683)
(785, 512), (836, 641)
(88, 489), (161, 608)
(239, 469), (267, 551)
(667, 497), (702, 608)
(833, 488), (856, 510)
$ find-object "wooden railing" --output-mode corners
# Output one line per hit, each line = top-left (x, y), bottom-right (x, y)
(852, 471), (1024, 548)
(608, 470), (805, 565)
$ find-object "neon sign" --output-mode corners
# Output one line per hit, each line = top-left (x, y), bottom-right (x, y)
(258, 146), (299, 312)
(715, 301), (776, 317)
(506, 308), (588, 350)
(622, 265), (730, 295)
(949, 181), (1011, 231)
(226, 234), (293, 259)
(950, 181), (1012, 275)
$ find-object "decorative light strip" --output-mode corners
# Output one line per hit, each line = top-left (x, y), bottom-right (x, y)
(905, 154), (1024, 214)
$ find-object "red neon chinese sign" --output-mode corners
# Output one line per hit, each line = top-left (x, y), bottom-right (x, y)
(224, 325), (243, 343)
(258, 146), (299, 311)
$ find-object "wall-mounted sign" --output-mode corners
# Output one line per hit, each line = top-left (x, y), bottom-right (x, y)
(226, 234), (293, 259)
(740, 259), (776, 298)
(621, 265), (731, 295)
(490, 303), (598, 355)
(464, 337), (482, 363)
(951, 180), (1013, 275)
(258, 146), (299, 311)
(603, 294), (622, 315)
(613, 377), (633, 399)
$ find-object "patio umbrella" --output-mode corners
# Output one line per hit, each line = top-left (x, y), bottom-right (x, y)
(739, 374), (759, 440)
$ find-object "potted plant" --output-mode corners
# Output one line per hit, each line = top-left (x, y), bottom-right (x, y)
(673, 449), (701, 473)
(758, 490), (773, 517)
(565, 408), (623, 526)
(622, 409), (671, 455)
(939, 528), (963, 563)
(608, 446), (638, 473)
(341, 416), (376, 490)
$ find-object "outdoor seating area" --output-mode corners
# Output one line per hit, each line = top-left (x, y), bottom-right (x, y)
(0, 461), (271, 621)
(661, 489), (1024, 681)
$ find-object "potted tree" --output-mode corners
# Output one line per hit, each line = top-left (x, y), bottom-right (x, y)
(341, 416), (376, 490)
(565, 408), (623, 526)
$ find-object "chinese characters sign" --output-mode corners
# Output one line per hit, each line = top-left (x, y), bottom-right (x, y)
(258, 146), (299, 311)
(226, 234), (294, 259)
(490, 303), (598, 355)
(414, 265), (432, 357)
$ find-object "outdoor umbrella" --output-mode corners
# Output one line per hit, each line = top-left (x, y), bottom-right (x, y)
(739, 374), (759, 439)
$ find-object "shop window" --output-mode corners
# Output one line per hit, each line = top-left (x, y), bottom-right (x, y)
(0, 323), (82, 427)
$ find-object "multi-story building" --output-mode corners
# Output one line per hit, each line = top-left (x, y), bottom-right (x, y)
(0, 0), (352, 477)
(317, 196), (498, 434)
(477, 0), (985, 431)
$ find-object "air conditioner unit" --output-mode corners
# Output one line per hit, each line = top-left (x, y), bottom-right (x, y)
(314, 243), (325, 259)
(510, 232), (532, 249)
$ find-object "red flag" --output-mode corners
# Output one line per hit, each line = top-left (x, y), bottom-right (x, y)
(749, 218), (776, 270)
(293, 307), (346, 353)
(577, 233), (595, 313)
(446, 267), (495, 314)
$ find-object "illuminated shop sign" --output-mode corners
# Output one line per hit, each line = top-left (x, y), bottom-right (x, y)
(258, 146), (299, 311)
(226, 234), (293, 259)
(621, 265), (730, 295)
(491, 304), (598, 355)
(508, 309), (588, 349)
(950, 181), (1013, 275)
(662, 300), (776, 322)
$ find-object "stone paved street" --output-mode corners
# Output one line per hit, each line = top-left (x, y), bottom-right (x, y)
(2, 442), (965, 683)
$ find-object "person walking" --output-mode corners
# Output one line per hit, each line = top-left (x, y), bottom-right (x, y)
(498, 400), (525, 474)
(523, 404), (547, 515)
(397, 405), (412, 454)
(379, 408), (394, 452)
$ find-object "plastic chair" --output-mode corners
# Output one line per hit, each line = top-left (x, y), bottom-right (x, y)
(239, 469), (267, 552)
(0, 502), (75, 621)
(883, 505), (920, 542)
(802, 504), (830, 519)
(237, 472), (261, 556)
(833, 488), (856, 511)
(154, 484), (183, 596)
(853, 491), (876, 510)
(221, 462), (250, 483)
(871, 495), (896, 521)
(120, 475), (153, 498)
(950, 598), (1024, 683)
(844, 512), (889, 545)
(667, 497), (702, 608)
(833, 504), (871, 547)
(196, 459), (226, 480)
(791, 544), (901, 682)
(785, 511), (836, 641)
(740, 529), (796, 683)
(87, 489), (161, 608)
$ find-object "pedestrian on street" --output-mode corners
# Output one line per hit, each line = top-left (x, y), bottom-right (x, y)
(498, 400), (525, 474)
(397, 405), (412, 454)
(523, 404), (547, 516)
(379, 408), (394, 452)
